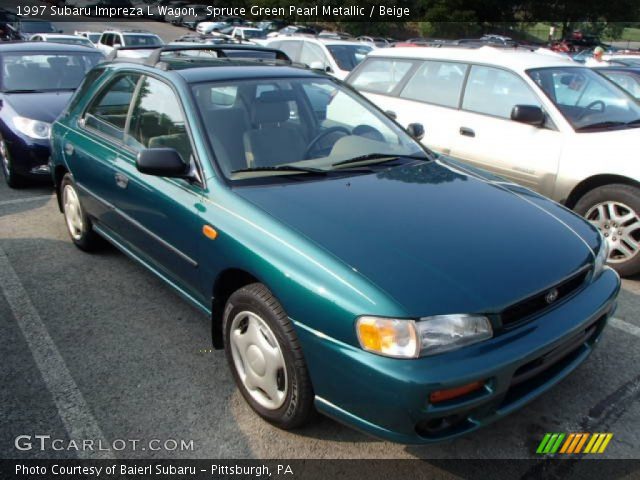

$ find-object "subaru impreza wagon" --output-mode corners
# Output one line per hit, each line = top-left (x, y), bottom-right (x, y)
(50, 45), (620, 444)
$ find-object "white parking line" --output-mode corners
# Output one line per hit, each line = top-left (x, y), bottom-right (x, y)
(0, 245), (113, 459)
(0, 195), (54, 207)
(610, 317), (640, 338)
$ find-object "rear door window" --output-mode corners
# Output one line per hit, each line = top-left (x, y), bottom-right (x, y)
(400, 60), (468, 108)
(349, 58), (414, 94)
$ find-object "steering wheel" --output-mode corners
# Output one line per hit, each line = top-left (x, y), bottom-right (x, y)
(578, 100), (606, 119)
(304, 126), (351, 159)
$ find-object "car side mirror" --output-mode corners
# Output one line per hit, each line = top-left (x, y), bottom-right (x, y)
(309, 61), (325, 71)
(385, 110), (397, 120)
(511, 105), (545, 127)
(407, 123), (425, 140)
(136, 148), (189, 178)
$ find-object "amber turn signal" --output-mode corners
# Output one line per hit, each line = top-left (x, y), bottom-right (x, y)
(202, 225), (218, 240)
(429, 380), (485, 404)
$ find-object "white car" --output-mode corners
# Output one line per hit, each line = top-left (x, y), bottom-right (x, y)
(265, 37), (373, 80)
(30, 34), (95, 48)
(347, 46), (640, 275)
(74, 31), (102, 45)
(230, 27), (268, 45)
(96, 30), (164, 56)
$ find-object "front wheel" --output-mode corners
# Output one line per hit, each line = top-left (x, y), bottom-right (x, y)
(223, 283), (315, 429)
(574, 184), (640, 277)
(0, 136), (25, 188)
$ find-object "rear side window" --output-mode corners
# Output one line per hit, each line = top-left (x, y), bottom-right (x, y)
(462, 65), (540, 118)
(126, 76), (193, 163)
(400, 60), (468, 108)
(84, 74), (140, 141)
(349, 58), (413, 94)
(276, 40), (302, 61)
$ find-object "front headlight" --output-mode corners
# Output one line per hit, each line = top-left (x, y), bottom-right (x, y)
(13, 116), (51, 140)
(593, 233), (610, 276)
(356, 314), (492, 358)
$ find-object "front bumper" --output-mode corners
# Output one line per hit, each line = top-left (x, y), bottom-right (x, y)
(294, 267), (620, 444)
(5, 134), (50, 178)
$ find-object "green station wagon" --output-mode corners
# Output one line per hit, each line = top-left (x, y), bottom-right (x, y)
(50, 45), (620, 443)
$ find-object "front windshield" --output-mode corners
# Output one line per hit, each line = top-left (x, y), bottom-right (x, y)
(20, 21), (56, 34)
(528, 66), (640, 131)
(2, 53), (103, 92)
(326, 44), (372, 71)
(124, 35), (163, 47)
(191, 77), (426, 180)
(244, 29), (267, 39)
(599, 70), (640, 100)
(49, 38), (93, 47)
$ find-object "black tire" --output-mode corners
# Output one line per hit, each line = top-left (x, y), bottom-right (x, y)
(0, 136), (26, 188)
(223, 283), (315, 429)
(574, 183), (640, 277)
(60, 173), (104, 252)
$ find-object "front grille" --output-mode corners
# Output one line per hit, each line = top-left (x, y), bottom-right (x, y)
(500, 267), (590, 327)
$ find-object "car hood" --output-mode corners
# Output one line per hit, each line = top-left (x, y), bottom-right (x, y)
(5, 91), (73, 123)
(235, 160), (598, 316)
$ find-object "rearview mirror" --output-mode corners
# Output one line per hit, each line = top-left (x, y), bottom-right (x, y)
(511, 105), (545, 127)
(407, 123), (425, 141)
(136, 148), (189, 177)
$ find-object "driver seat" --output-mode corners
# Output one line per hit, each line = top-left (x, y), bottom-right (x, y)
(243, 91), (307, 167)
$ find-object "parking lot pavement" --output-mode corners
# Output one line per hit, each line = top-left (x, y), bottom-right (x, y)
(1, 176), (639, 463)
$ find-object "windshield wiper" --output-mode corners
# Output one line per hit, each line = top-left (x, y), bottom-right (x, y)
(331, 153), (428, 168)
(575, 121), (626, 131)
(231, 165), (327, 176)
(3, 89), (46, 94)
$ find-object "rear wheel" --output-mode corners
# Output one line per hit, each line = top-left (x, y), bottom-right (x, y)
(61, 174), (103, 251)
(223, 283), (315, 429)
(574, 184), (640, 277)
(0, 136), (25, 189)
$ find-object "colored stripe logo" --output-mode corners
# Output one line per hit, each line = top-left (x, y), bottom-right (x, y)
(536, 433), (613, 454)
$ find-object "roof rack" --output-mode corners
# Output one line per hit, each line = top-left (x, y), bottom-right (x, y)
(106, 45), (292, 68)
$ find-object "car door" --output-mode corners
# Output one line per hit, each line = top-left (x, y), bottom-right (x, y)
(393, 59), (469, 155)
(65, 71), (142, 235)
(109, 75), (208, 303)
(449, 65), (563, 196)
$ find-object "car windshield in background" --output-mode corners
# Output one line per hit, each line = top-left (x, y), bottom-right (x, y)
(49, 38), (94, 47)
(124, 35), (163, 47)
(191, 78), (425, 180)
(326, 44), (372, 71)
(528, 66), (640, 131)
(88, 34), (101, 43)
(19, 21), (56, 33)
(243, 29), (267, 39)
(2, 53), (103, 92)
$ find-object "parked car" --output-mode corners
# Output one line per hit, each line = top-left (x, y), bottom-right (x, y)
(595, 66), (640, 100)
(357, 36), (390, 48)
(604, 54), (640, 67)
(265, 37), (372, 80)
(196, 17), (247, 35)
(177, 5), (213, 29)
(96, 29), (164, 55)
(16, 20), (61, 37)
(230, 27), (268, 44)
(30, 34), (95, 48)
(270, 25), (318, 38)
(347, 46), (640, 276)
(50, 44), (619, 444)
(0, 42), (103, 187)
(74, 31), (103, 45)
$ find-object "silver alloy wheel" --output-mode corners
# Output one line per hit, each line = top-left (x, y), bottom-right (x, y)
(63, 184), (84, 241)
(229, 311), (288, 410)
(586, 201), (640, 263)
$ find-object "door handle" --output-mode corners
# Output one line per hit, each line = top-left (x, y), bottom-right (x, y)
(114, 172), (129, 189)
(459, 127), (475, 137)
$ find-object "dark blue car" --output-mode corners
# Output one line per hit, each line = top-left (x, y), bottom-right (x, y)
(0, 42), (103, 188)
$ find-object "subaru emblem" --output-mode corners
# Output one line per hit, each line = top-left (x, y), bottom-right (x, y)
(545, 288), (559, 304)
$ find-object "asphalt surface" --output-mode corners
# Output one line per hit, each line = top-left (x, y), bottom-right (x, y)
(0, 16), (639, 468)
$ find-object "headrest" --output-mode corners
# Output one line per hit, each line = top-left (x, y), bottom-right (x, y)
(253, 91), (293, 125)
